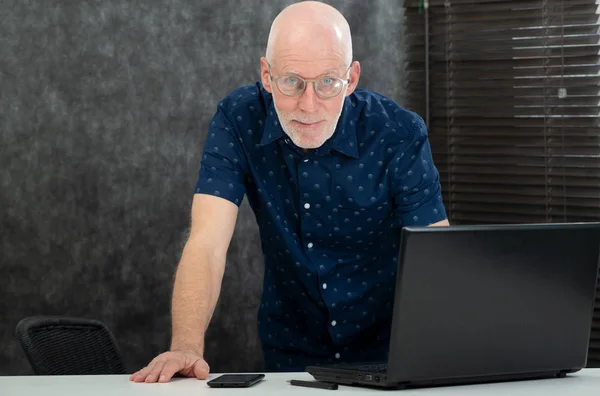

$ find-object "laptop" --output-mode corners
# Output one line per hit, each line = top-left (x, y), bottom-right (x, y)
(307, 222), (600, 389)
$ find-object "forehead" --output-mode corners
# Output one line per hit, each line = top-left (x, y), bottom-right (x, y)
(276, 63), (345, 78)
(272, 53), (346, 78)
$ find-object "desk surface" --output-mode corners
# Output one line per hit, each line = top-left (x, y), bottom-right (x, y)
(3, 370), (600, 395)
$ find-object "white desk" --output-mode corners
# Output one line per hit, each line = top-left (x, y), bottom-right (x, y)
(3, 370), (600, 395)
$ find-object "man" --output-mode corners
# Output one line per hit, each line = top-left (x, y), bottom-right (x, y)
(130, 0), (448, 383)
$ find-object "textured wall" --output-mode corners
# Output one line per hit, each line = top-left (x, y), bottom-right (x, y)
(0, 0), (406, 375)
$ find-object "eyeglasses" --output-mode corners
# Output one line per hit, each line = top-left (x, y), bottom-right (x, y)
(268, 63), (350, 99)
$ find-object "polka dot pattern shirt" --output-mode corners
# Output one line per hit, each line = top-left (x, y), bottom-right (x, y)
(195, 82), (447, 371)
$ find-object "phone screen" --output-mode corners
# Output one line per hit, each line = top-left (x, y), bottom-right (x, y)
(207, 374), (265, 388)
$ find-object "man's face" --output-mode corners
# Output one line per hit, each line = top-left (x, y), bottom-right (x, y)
(261, 58), (360, 149)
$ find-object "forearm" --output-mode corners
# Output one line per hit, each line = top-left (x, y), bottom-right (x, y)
(169, 239), (226, 356)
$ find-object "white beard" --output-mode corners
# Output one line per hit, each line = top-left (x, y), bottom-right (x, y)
(272, 91), (346, 149)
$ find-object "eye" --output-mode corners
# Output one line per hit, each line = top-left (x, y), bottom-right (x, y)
(283, 76), (299, 85)
(321, 77), (334, 86)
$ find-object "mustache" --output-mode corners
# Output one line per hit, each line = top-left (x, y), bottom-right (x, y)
(290, 116), (328, 123)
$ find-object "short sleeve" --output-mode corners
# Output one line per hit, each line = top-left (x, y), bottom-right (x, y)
(390, 114), (447, 226)
(195, 105), (248, 206)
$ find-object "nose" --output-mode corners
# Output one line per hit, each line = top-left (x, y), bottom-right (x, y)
(297, 82), (319, 113)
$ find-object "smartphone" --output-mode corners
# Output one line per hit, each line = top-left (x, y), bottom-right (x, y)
(206, 374), (265, 388)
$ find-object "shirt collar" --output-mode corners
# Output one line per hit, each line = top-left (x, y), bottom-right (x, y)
(259, 89), (359, 159)
(329, 98), (359, 159)
(259, 102), (284, 147)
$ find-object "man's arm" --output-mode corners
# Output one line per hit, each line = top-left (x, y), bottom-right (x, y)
(389, 111), (449, 228)
(170, 193), (239, 353)
(130, 193), (239, 383)
(429, 219), (450, 227)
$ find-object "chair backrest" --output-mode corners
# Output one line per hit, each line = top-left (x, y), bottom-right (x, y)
(15, 316), (127, 375)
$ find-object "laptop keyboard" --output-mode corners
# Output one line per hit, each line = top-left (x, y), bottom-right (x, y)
(332, 363), (388, 373)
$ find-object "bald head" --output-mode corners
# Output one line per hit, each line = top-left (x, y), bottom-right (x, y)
(266, 1), (353, 68)
(260, 1), (360, 150)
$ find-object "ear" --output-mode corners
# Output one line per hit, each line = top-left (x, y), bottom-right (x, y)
(345, 60), (361, 96)
(260, 57), (273, 94)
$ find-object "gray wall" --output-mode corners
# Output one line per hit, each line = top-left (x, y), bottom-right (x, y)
(0, 0), (406, 375)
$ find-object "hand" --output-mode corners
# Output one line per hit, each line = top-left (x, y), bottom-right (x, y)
(129, 350), (210, 383)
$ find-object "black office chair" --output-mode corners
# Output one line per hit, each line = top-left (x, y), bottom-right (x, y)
(15, 316), (127, 375)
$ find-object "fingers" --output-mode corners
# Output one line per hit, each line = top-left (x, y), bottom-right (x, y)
(158, 360), (183, 382)
(192, 359), (210, 380)
(129, 351), (207, 383)
(129, 363), (155, 382)
(145, 360), (167, 383)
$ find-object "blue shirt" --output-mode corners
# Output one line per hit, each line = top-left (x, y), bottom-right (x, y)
(195, 82), (447, 371)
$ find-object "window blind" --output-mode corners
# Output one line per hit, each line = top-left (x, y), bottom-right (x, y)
(403, 0), (600, 366)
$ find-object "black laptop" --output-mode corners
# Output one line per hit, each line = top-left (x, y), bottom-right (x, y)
(306, 222), (600, 389)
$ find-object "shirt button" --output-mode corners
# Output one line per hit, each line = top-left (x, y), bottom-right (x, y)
(322, 283), (327, 290)
(304, 203), (310, 209)
(308, 242), (314, 249)
(331, 320), (337, 326)
(303, 158), (309, 162)
(335, 353), (341, 359)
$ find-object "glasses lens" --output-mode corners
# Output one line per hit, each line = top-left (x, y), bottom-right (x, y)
(274, 75), (345, 98)
(277, 76), (305, 96)
(316, 77), (343, 98)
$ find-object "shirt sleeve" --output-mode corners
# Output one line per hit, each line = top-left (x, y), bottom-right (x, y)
(390, 114), (448, 226)
(194, 104), (248, 206)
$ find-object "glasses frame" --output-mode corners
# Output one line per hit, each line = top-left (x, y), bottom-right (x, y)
(267, 62), (351, 99)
